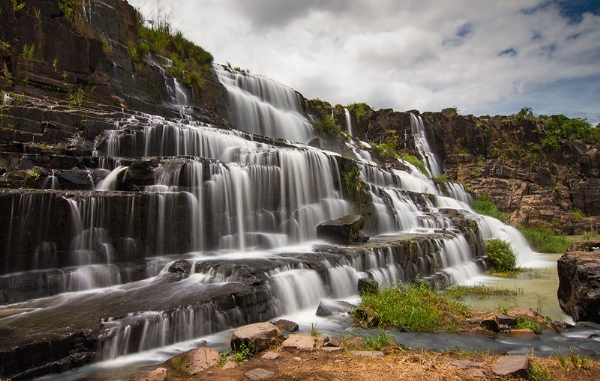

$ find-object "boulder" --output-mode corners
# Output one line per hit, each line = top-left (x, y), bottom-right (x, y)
(480, 319), (500, 333)
(231, 322), (280, 352)
(281, 334), (316, 351)
(272, 319), (298, 333)
(168, 347), (219, 375)
(357, 278), (378, 295)
(557, 241), (600, 322)
(496, 314), (517, 326)
(316, 214), (365, 244)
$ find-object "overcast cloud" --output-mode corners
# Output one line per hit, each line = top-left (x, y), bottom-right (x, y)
(131, 0), (600, 124)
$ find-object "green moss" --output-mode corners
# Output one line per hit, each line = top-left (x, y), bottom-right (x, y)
(343, 163), (366, 198)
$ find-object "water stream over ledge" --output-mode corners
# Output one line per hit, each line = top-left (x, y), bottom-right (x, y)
(0, 65), (594, 379)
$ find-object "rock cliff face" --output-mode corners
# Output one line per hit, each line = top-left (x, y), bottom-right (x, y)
(0, 0), (226, 116)
(339, 106), (599, 235)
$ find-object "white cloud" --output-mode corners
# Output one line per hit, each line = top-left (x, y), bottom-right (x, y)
(130, 0), (600, 124)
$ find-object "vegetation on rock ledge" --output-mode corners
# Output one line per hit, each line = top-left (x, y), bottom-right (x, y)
(132, 10), (214, 90)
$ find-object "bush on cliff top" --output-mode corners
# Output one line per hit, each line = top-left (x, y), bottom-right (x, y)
(134, 10), (213, 89)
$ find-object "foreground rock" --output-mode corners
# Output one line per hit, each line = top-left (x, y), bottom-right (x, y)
(557, 241), (600, 322)
(316, 214), (366, 244)
(168, 348), (219, 375)
(493, 356), (529, 377)
(282, 334), (316, 351)
(231, 322), (281, 352)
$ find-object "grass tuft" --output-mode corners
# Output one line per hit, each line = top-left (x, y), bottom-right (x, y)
(517, 226), (573, 253)
(354, 283), (470, 332)
(363, 330), (395, 351)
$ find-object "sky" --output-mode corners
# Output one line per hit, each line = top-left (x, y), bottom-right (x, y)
(131, 0), (600, 125)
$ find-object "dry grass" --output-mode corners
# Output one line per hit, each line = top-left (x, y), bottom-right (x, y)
(153, 346), (600, 381)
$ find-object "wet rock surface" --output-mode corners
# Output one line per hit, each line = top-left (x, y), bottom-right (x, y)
(557, 241), (600, 322)
(316, 214), (366, 244)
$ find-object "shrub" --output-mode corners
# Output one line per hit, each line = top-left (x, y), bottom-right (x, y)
(485, 238), (517, 272)
(313, 115), (342, 137)
(346, 102), (372, 125)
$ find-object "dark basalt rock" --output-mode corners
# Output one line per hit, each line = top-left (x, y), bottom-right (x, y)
(357, 278), (378, 295)
(557, 241), (600, 322)
(167, 260), (192, 282)
(316, 214), (365, 244)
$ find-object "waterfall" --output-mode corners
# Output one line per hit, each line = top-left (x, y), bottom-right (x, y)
(213, 64), (314, 143)
(0, 64), (541, 379)
(344, 108), (353, 137)
(410, 113), (442, 176)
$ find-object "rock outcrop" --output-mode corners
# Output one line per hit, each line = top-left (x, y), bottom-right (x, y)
(557, 241), (600, 322)
(316, 214), (366, 244)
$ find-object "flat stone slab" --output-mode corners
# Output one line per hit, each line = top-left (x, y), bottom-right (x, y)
(169, 347), (219, 375)
(282, 334), (315, 351)
(245, 368), (275, 380)
(321, 347), (343, 352)
(493, 356), (529, 377)
(350, 350), (384, 358)
(134, 367), (168, 381)
(448, 360), (484, 368)
(261, 351), (280, 360)
(222, 361), (237, 370)
(467, 368), (485, 378)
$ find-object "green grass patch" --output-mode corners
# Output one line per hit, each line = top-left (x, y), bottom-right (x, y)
(401, 155), (428, 175)
(515, 316), (541, 334)
(472, 198), (506, 221)
(444, 284), (521, 299)
(362, 330), (395, 351)
(354, 283), (470, 332)
(485, 238), (517, 272)
(517, 226), (573, 253)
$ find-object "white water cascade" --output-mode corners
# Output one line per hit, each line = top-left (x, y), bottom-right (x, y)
(213, 64), (314, 143)
(410, 113), (442, 176)
(344, 108), (353, 137)
(0, 65), (550, 381)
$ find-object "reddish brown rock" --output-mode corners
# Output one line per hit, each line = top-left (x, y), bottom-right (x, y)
(231, 322), (280, 352)
(557, 241), (600, 322)
(168, 347), (219, 375)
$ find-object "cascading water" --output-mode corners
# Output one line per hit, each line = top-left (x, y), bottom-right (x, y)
(213, 64), (314, 142)
(0, 67), (542, 380)
(344, 108), (353, 137)
(410, 113), (442, 176)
